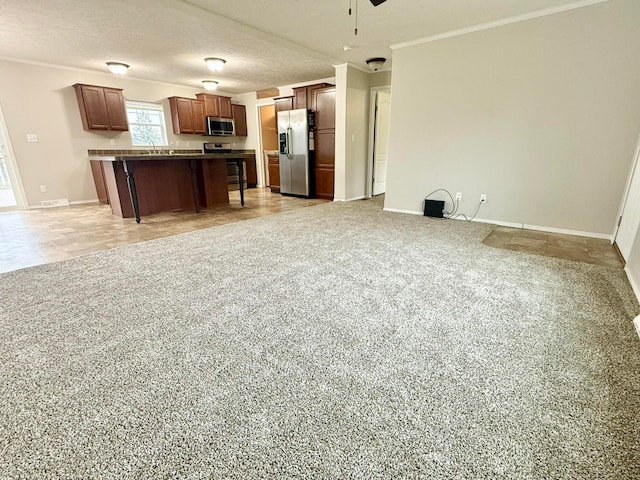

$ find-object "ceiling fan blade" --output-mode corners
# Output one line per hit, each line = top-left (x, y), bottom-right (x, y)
(370, 0), (387, 6)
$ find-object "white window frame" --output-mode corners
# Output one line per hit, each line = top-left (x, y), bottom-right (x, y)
(125, 100), (169, 147)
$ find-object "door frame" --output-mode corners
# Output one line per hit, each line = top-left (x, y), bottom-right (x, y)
(254, 101), (273, 188)
(366, 85), (391, 198)
(0, 103), (27, 210)
(613, 131), (640, 259)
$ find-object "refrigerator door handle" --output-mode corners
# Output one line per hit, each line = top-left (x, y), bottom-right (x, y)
(287, 127), (293, 159)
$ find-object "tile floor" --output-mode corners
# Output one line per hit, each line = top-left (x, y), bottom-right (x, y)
(0, 188), (328, 273)
(483, 225), (624, 269)
(0, 191), (624, 273)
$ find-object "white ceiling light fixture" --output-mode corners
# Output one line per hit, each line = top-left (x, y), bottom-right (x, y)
(106, 62), (129, 75)
(205, 57), (226, 72)
(202, 80), (218, 91)
(366, 57), (386, 71)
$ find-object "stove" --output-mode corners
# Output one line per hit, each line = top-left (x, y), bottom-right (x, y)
(203, 142), (232, 154)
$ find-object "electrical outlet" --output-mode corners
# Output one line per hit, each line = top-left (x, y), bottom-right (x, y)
(456, 192), (462, 201)
(40, 184), (47, 193)
(480, 194), (487, 203)
(109, 139), (115, 146)
(26, 134), (38, 143)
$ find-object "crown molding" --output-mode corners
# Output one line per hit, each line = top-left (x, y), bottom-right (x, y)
(391, 0), (608, 50)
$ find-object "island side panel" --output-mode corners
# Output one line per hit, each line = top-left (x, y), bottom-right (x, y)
(101, 161), (131, 218)
(90, 160), (109, 204)
(202, 158), (230, 206)
(125, 159), (196, 216)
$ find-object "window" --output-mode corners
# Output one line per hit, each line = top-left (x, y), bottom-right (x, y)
(125, 101), (168, 146)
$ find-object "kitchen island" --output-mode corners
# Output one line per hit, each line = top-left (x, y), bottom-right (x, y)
(90, 152), (255, 223)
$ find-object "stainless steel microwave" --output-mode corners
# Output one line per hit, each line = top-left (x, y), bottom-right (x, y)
(206, 116), (235, 136)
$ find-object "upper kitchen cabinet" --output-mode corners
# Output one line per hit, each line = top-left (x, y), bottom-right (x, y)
(293, 83), (332, 110)
(195, 93), (233, 118)
(73, 83), (128, 132)
(168, 97), (206, 135)
(232, 104), (247, 137)
(274, 96), (294, 112)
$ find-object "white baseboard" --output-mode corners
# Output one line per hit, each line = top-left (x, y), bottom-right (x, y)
(469, 217), (611, 240)
(624, 266), (640, 304)
(383, 207), (422, 215)
(382, 208), (611, 240)
(28, 198), (99, 209)
(346, 195), (366, 202)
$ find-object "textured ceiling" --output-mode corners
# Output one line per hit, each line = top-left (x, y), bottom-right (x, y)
(0, 0), (592, 94)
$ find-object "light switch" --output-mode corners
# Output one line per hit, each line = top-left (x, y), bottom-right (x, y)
(26, 134), (38, 143)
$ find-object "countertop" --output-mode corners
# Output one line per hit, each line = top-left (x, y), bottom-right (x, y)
(89, 151), (256, 162)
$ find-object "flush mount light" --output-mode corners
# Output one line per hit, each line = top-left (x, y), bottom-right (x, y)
(365, 57), (386, 72)
(204, 57), (226, 71)
(202, 80), (218, 91)
(106, 62), (129, 75)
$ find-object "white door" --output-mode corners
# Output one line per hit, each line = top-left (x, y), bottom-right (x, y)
(615, 136), (640, 260)
(0, 106), (24, 209)
(372, 89), (391, 196)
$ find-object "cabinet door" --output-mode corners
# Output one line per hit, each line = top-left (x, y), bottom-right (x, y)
(232, 104), (247, 136)
(267, 153), (280, 191)
(199, 94), (221, 117)
(314, 167), (335, 200)
(314, 88), (336, 129)
(218, 96), (233, 118)
(274, 97), (293, 112)
(104, 88), (128, 131)
(78, 85), (110, 130)
(293, 87), (307, 110)
(192, 100), (206, 134)
(245, 156), (257, 187)
(169, 97), (194, 134)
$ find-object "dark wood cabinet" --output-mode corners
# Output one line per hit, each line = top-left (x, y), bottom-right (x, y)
(274, 96), (293, 112)
(267, 151), (280, 192)
(245, 156), (257, 187)
(168, 97), (205, 135)
(196, 93), (233, 118)
(192, 100), (206, 134)
(293, 83), (332, 110)
(74, 84), (128, 132)
(232, 104), (247, 136)
(313, 87), (336, 200)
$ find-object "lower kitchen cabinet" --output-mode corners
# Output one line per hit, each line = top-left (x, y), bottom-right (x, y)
(245, 155), (257, 188)
(267, 151), (280, 193)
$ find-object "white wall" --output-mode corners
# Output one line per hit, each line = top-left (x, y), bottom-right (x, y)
(0, 59), (246, 206)
(335, 66), (389, 202)
(384, 0), (640, 236)
(345, 67), (370, 201)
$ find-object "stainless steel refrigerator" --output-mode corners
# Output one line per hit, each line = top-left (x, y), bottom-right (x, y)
(278, 109), (311, 197)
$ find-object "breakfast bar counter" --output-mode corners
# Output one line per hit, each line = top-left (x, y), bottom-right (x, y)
(90, 152), (255, 222)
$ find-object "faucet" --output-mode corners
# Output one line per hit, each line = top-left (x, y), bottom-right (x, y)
(149, 140), (156, 154)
